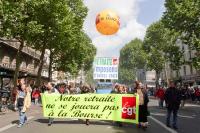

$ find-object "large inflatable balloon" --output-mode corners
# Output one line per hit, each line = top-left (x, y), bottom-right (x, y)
(96, 9), (120, 35)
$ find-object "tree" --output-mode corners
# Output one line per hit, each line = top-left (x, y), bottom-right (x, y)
(26, 0), (91, 85)
(119, 38), (147, 85)
(85, 68), (95, 86)
(147, 48), (165, 86)
(143, 20), (184, 86)
(0, 0), (96, 87)
(27, 0), (77, 85)
(0, 1), (43, 88)
(55, 31), (96, 77)
(162, 0), (200, 69)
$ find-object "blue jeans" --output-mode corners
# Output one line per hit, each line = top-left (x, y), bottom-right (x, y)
(166, 109), (178, 127)
(18, 107), (27, 125)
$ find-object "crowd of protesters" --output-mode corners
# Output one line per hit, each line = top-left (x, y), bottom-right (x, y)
(155, 84), (200, 108)
(2, 77), (199, 130)
(12, 79), (97, 127)
(153, 82), (200, 130)
(40, 82), (96, 126)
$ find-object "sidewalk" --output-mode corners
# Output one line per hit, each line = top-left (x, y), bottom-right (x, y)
(0, 104), (41, 128)
(149, 96), (200, 105)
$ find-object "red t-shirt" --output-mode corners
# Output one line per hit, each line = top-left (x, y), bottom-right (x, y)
(195, 89), (200, 96)
(156, 88), (165, 99)
(32, 90), (41, 98)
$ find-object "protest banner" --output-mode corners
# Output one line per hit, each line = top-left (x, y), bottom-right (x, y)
(41, 93), (139, 124)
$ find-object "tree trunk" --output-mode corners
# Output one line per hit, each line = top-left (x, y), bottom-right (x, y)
(0, 77), (3, 90)
(155, 70), (160, 88)
(13, 42), (24, 88)
(48, 49), (53, 82)
(36, 44), (46, 86)
(164, 62), (169, 87)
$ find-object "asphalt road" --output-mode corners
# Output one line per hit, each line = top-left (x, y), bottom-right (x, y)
(0, 99), (199, 133)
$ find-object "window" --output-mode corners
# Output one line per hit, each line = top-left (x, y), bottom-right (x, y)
(176, 71), (179, 77)
(183, 66), (187, 76)
(182, 45), (185, 51)
(189, 50), (192, 59)
(190, 65), (193, 75)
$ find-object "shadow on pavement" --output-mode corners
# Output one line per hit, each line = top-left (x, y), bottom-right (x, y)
(34, 119), (154, 133)
(35, 119), (114, 126)
(11, 120), (19, 124)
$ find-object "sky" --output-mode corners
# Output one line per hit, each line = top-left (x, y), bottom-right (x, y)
(83, 0), (165, 57)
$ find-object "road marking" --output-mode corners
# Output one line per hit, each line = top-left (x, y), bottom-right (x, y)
(0, 116), (34, 133)
(150, 113), (165, 116)
(71, 119), (78, 121)
(149, 116), (178, 133)
(184, 104), (200, 107)
(178, 115), (194, 119)
(151, 112), (194, 119)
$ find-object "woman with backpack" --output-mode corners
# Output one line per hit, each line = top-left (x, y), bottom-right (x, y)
(15, 83), (31, 128)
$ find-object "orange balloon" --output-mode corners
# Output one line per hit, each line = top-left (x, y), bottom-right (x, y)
(96, 9), (120, 35)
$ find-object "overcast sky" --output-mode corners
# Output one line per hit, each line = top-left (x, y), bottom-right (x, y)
(83, 0), (165, 57)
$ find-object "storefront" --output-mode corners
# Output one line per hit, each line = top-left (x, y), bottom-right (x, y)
(182, 75), (200, 86)
(0, 67), (14, 89)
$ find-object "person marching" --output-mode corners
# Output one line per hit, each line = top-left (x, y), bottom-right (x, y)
(164, 81), (181, 130)
(155, 86), (165, 108)
(32, 86), (41, 105)
(15, 82), (31, 128)
(134, 81), (149, 129)
(116, 85), (126, 127)
(44, 82), (59, 126)
(81, 84), (91, 125)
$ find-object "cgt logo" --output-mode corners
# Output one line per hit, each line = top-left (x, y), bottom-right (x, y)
(122, 106), (136, 116)
(121, 97), (136, 119)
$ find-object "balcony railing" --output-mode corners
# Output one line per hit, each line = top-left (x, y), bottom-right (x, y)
(1, 39), (41, 60)
(0, 62), (48, 77)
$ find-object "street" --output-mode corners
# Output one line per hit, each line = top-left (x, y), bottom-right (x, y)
(1, 1), (200, 133)
(0, 99), (199, 133)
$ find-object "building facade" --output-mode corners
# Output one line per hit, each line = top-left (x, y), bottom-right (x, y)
(161, 41), (200, 86)
(0, 40), (49, 89)
(136, 69), (157, 88)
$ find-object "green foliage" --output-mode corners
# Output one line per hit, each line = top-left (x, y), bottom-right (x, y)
(146, 48), (165, 72)
(163, 0), (200, 69)
(119, 67), (135, 85)
(143, 20), (184, 72)
(0, 0), (96, 81)
(85, 68), (95, 85)
(119, 38), (146, 85)
(0, 0), (43, 43)
(143, 21), (167, 52)
(54, 31), (96, 76)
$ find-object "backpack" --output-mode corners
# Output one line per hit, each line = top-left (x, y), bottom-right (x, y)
(17, 97), (24, 107)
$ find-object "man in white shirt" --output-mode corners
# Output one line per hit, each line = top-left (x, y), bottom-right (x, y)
(45, 82), (59, 126)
